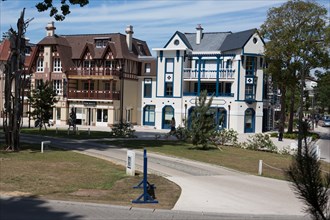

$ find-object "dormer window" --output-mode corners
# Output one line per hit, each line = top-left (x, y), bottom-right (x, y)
(95, 38), (110, 48)
(138, 43), (146, 56)
(53, 58), (62, 72)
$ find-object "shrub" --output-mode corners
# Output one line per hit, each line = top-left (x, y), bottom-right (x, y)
(175, 126), (190, 141)
(110, 123), (136, 138)
(210, 129), (238, 147)
(245, 133), (277, 152)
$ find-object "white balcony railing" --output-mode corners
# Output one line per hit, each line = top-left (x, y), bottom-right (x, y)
(183, 68), (235, 79)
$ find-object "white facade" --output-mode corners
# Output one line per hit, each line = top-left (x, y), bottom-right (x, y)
(140, 26), (265, 133)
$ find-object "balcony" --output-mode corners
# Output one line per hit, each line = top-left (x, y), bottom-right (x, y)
(183, 92), (234, 97)
(183, 68), (235, 80)
(68, 90), (120, 100)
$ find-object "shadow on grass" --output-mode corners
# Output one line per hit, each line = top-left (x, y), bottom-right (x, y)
(105, 140), (186, 149)
(0, 196), (82, 220)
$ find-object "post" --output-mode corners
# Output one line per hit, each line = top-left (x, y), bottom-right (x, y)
(126, 150), (136, 176)
(41, 141), (51, 153)
(258, 160), (263, 176)
(120, 64), (125, 127)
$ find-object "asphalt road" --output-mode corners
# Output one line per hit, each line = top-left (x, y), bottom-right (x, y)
(316, 126), (330, 163)
(4, 133), (312, 220)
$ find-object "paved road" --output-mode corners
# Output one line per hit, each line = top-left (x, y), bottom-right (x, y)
(12, 133), (311, 220)
(315, 126), (330, 163)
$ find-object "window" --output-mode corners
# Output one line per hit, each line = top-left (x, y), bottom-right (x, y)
(126, 109), (132, 123)
(143, 105), (155, 126)
(166, 59), (174, 73)
(53, 80), (62, 95)
(97, 109), (108, 122)
(145, 63), (151, 73)
(260, 57), (264, 68)
(35, 79), (43, 88)
(104, 82), (110, 90)
(174, 39), (180, 45)
(95, 39), (109, 48)
(83, 81), (94, 90)
(37, 58), (44, 72)
(226, 59), (232, 69)
(83, 60), (95, 68)
(105, 60), (116, 69)
(225, 83), (232, 94)
(144, 78), (152, 98)
(53, 58), (62, 72)
(245, 84), (255, 100)
(245, 56), (256, 76)
(165, 82), (173, 97)
(56, 108), (61, 120)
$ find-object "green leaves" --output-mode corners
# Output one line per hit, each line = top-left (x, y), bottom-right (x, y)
(36, 0), (89, 21)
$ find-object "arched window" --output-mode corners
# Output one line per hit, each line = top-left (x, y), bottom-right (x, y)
(162, 106), (174, 129)
(244, 108), (255, 133)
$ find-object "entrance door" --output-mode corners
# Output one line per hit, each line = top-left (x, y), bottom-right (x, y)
(215, 108), (227, 130)
(96, 109), (108, 126)
(244, 108), (255, 133)
(162, 106), (174, 129)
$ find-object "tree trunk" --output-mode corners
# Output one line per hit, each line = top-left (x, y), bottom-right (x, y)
(279, 84), (287, 136)
(287, 86), (296, 133)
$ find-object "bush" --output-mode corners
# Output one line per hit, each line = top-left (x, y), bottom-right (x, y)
(210, 129), (238, 147)
(110, 123), (136, 138)
(175, 126), (190, 141)
(244, 133), (277, 152)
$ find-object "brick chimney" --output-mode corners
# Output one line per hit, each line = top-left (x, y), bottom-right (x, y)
(46, 22), (56, 37)
(196, 24), (203, 45)
(125, 25), (134, 52)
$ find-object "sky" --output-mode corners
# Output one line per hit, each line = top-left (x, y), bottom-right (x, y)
(0, 0), (329, 55)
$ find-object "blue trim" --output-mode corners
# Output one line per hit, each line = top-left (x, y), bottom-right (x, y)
(156, 57), (159, 97)
(176, 50), (180, 62)
(143, 78), (152, 98)
(216, 56), (220, 96)
(237, 60), (241, 100)
(164, 58), (174, 97)
(162, 105), (174, 129)
(143, 105), (156, 126)
(197, 57), (202, 95)
(244, 108), (255, 133)
(163, 31), (193, 50)
(160, 51), (163, 62)
(180, 56), (183, 98)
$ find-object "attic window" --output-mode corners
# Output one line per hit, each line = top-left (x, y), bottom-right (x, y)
(95, 39), (110, 48)
(174, 39), (180, 45)
(138, 44), (146, 56)
(253, 37), (258, 44)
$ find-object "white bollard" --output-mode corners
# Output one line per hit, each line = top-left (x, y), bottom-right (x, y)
(126, 150), (136, 176)
(258, 160), (263, 176)
(41, 141), (51, 153)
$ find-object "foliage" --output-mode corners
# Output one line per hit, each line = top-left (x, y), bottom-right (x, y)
(260, 0), (330, 136)
(242, 133), (277, 152)
(27, 81), (58, 131)
(270, 132), (319, 141)
(286, 145), (330, 220)
(110, 123), (136, 138)
(210, 129), (238, 147)
(189, 90), (215, 150)
(315, 71), (330, 113)
(36, 0), (89, 21)
(174, 126), (190, 141)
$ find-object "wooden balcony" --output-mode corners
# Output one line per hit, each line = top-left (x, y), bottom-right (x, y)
(68, 68), (138, 80)
(183, 68), (235, 80)
(68, 90), (120, 100)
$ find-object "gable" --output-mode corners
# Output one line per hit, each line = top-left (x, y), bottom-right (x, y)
(163, 31), (192, 50)
(243, 32), (265, 54)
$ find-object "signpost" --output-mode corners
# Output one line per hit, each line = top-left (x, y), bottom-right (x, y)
(126, 150), (135, 176)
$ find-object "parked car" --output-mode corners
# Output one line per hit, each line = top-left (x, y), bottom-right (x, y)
(321, 118), (330, 127)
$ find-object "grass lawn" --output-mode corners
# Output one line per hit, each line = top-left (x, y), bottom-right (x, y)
(0, 143), (180, 209)
(101, 139), (330, 180)
(20, 127), (114, 140)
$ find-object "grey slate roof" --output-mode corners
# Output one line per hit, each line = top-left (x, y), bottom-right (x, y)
(185, 32), (231, 51)
(219, 29), (257, 52)
(169, 28), (257, 52)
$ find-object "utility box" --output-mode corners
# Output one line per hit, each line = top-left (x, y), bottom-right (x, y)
(126, 150), (136, 176)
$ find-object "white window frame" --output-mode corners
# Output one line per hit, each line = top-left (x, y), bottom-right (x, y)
(53, 80), (62, 95)
(53, 58), (62, 72)
(37, 58), (44, 72)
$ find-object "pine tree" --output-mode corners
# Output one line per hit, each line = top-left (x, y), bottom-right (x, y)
(28, 81), (58, 131)
(190, 90), (215, 150)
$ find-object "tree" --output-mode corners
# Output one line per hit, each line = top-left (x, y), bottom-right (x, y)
(28, 81), (58, 131)
(189, 90), (215, 150)
(3, 9), (29, 151)
(286, 143), (330, 220)
(36, 0), (89, 21)
(315, 71), (330, 113)
(260, 0), (329, 150)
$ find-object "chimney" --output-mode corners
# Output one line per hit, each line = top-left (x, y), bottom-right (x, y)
(46, 21), (56, 37)
(196, 24), (203, 45)
(125, 25), (134, 52)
